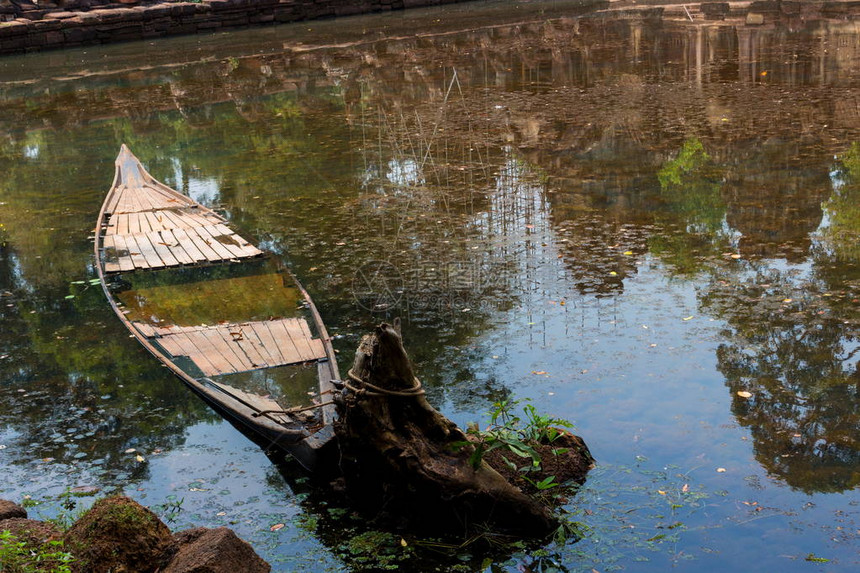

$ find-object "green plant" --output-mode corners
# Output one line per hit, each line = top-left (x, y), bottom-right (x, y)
(152, 497), (184, 524)
(459, 399), (575, 472)
(0, 530), (74, 573)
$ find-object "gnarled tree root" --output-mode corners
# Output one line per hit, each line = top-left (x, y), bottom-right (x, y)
(333, 323), (591, 539)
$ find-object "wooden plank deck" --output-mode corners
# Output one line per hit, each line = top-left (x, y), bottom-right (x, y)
(133, 317), (328, 377)
(100, 148), (263, 273)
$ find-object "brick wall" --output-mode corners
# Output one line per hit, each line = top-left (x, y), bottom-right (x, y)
(0, 0), (472, 54)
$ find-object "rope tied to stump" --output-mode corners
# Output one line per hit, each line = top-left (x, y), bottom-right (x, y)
(345, 368), (425, 398)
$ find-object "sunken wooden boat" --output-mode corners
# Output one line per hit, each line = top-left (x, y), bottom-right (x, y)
(94, 145), (339, 472)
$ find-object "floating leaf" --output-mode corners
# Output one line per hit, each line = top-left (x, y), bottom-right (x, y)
(64, 295), (75, 299)
(135, 455), (145, 463)
(682, 316), (694, 321)
(270, 523), (285, 532)
(716, 467), (727, 473)
(400, 538), (408, 547)
(737, 391), (753, 398)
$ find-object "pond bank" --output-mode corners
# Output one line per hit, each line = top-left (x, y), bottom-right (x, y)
(4, 0), (856, 57)
(0, 0), (478, 55)
(0, 496), (271, 572)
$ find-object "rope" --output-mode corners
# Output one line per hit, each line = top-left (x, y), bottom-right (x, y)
(252, 400), (336, 418)
(345, 368), (425, 398)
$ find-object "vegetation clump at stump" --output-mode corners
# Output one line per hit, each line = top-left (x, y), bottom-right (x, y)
(333, 323), (593, 540)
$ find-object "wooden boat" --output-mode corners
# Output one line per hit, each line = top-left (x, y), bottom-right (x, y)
(94, 145), (340, 472)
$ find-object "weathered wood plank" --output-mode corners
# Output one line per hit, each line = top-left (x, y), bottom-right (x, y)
(171, 228), (208, 263)
(199, 328), (248, 373)
(186, 227), (225, 262)
(105, 186), (123, 214)
(154, 333), (185, 357)
(136, 187), (154, 212)
(184, 208), (221, 228)
(127, 212), (141, 235)
(123, 234), (149, 270)
(171, 331), (222, 377)
(137, 211), (153, 234)
(143, 211), (165, 232)
(115, 213), (130, 236)
(203, 226), (248, 259)
(236, 324), (271, 368)
(283, 318), (319, 361)
(268, 319), (305, 365)
(102, 234), (120, 273)
(216, 327), (260, 372)
(295, 320), (326, 360)
(147, 184), (186, 208)
(308, 338), (326, 360)
(111, 234), (136, 272)
(133, 233), (165, 269)
(195, 226), (236, 260)
(113, 187), (133, 214)
(183, 329), (235, 376)
(148, 230), (180, 268)
(128, 189), (144, 214)
(132, 322), (157, 338)
(226, 324), (268, 369)
(213, 224), (263, 258)
(249, 321), (286, 366)
(156, 208), (188, 230)
(160, 229), (196, 265)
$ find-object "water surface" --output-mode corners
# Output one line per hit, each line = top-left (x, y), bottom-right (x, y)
(1, 1), (859, 571)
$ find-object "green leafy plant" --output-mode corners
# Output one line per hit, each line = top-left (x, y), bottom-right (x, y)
(459, 399), (575, 472)
(152, 497), (185, 524)
(0, 530), (74, 573)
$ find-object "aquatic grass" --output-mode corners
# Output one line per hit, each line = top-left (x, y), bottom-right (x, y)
(0, 531), (74, 573)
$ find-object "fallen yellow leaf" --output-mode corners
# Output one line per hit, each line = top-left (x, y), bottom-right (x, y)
(270, 523), (285, 532)
(737, 391), (753, 398)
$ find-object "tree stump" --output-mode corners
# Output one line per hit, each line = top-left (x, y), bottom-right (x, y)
(333, 323), (561, 538)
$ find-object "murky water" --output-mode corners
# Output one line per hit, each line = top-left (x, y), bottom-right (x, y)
(2, 0), (860, 570)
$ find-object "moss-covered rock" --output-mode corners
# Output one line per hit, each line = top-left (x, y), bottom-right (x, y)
(63, 496), (173, 573)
